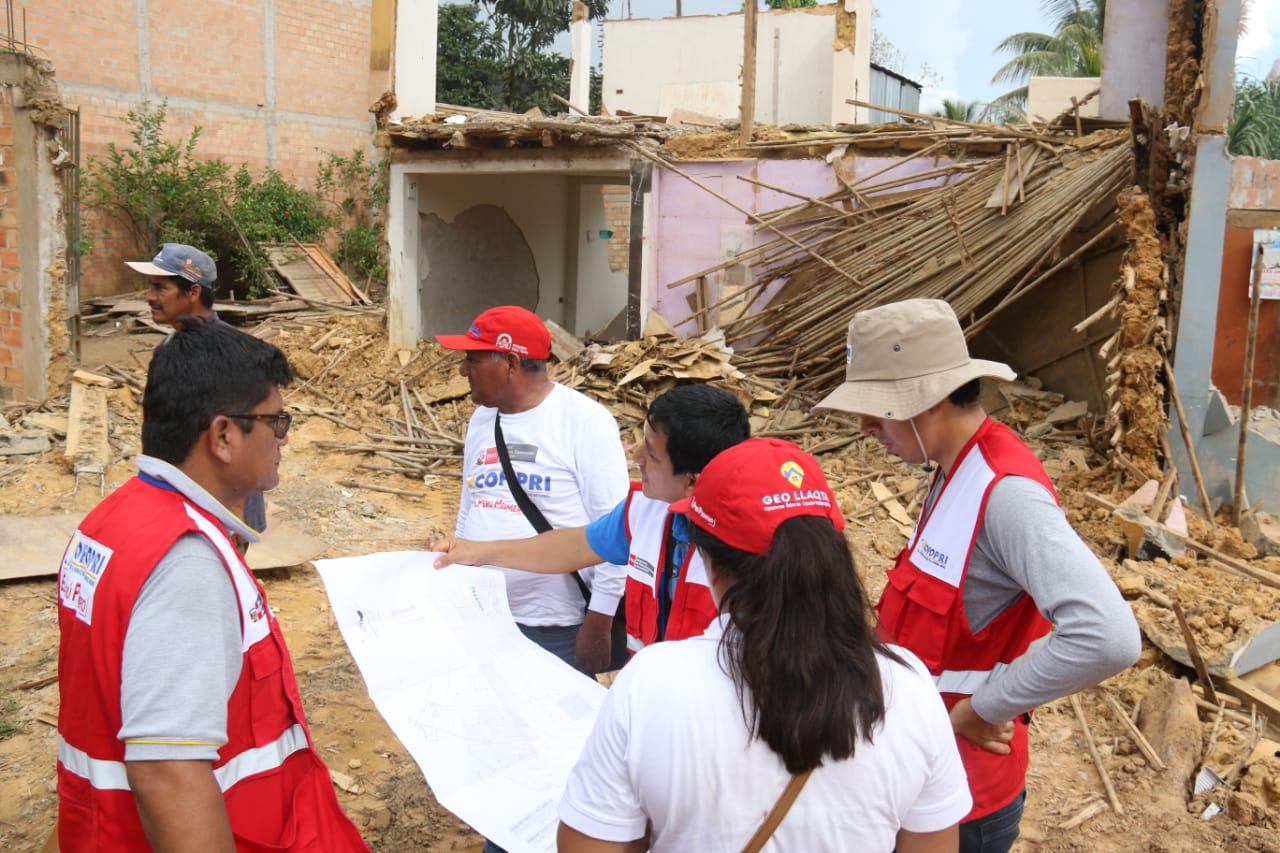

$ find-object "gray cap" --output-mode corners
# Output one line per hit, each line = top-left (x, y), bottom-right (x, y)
(126, 243), (218, 288)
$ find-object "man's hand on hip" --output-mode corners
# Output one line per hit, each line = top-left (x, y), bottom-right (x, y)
(574, 610), (613, 674)
(950, 696), (1014, 755)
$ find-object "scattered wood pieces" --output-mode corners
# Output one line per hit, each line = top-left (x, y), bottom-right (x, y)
(1101, 691), (1166, 771)
(1071, 692), (1124, 816)
(1172, 599), (1220, 705)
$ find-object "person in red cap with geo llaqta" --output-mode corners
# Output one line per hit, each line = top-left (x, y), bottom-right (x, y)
(558, 437), (972, 853)
(813, 298), (1140, 853)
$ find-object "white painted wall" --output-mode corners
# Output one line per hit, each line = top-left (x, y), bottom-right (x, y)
(574, 181), (630, 335)
(1100, 0), (1168, 119)
(602, 6), (870, 125)
(418, 173), (570, 329)
(1027, 77), (1102, 122)
(394, 0), (438, 120)
(569, 4), (592, 114)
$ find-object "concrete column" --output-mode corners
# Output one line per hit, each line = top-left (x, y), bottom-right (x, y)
(387, 165), (421, 348)
(830, 0), (870, 124)
(569, 2), (591, 114)
(394, 0), (438, 120)
(1099, 0), (1167, 119)
(1171, 0), (1243, 503)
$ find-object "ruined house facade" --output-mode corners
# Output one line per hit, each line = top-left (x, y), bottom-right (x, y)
(1, 0), (386, 401)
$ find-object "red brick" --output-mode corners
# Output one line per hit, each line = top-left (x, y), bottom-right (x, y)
(0, 346), (11, 364)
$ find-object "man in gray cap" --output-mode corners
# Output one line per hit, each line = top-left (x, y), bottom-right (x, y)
(127, 243), (220, 329)
(814, 298), (1139, 853)
(126, 244), (266, 536)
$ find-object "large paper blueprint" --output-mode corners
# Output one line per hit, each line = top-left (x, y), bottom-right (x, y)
(314, 551), (606, 853)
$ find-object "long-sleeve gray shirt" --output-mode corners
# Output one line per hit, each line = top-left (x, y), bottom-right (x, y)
(933, 474), (1142, 724)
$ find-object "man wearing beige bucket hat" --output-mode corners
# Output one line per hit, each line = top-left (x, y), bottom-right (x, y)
(815, 299), (1140, 853)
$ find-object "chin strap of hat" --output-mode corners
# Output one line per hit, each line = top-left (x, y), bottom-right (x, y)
(908, 418), (935, 474)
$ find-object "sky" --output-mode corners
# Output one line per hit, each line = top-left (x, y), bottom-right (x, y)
(592, 0), (1280, 113)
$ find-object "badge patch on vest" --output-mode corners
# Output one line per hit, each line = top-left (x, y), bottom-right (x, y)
(60, 530), (114, 625)
(628, 553), (655, 579)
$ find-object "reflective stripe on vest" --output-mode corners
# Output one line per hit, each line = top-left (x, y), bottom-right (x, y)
(58, 735), (130, 790)
(57, 723), (309, 794)
(932, 661), (1011, 696)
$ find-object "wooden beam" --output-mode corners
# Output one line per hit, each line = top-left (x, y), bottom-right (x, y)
(740, 1), (757, 147)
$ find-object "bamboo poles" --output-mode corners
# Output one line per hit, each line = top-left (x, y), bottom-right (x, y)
(667, 134), (1131, 400)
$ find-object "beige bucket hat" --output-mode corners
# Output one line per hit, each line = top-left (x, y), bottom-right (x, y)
(813, 298), (1016, 420)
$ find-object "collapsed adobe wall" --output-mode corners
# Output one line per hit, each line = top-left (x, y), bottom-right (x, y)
(0, 53), (71, 403)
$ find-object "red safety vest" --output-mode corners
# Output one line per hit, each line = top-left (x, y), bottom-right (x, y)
(876, 419), (1054, 822)
(622, 484), (719, 653)
(56, 476), (368, 852)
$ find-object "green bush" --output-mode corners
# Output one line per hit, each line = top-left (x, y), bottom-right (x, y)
(316, 150), (388, 291)
(85, 101), (364, 299)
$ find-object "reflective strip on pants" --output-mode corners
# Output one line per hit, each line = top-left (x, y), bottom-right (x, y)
(932, 661), (1010, 696)
(58, 724), (309, 794)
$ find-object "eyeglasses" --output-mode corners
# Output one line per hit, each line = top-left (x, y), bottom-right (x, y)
(224, 411), (293, 439)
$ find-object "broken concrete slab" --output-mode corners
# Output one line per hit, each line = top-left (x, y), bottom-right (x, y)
(0, 430), (52, 456)
(1241, 511), (1280, 558)
(0, 510), (329, 581)
(1046, 399), (1090, 424)
(1192, 395), (1280, 514)
(22, 412), (68, 437)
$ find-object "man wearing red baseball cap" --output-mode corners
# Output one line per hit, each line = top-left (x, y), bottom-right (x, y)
(813, 299), (1140, 853)
(436, 306), (629, 679)
(433, 384), (751, 658)
(558, 438), (971, 851)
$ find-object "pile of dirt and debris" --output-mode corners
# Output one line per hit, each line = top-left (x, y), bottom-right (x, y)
(3, 312), (1280, 852)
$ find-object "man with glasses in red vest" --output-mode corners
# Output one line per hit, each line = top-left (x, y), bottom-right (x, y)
(54, 319), (366, 852)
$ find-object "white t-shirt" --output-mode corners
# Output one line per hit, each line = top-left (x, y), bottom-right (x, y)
(457, 383), (629, 625)
(560, 617), (972, 851)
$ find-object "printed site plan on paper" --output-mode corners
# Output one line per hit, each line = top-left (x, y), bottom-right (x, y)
(315, 552), (606, 853)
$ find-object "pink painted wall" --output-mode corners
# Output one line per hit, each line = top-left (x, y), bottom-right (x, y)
(649, 155), (966, 336)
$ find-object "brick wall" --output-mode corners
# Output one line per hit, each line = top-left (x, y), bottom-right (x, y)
(0, 87), (21, 398)
(601, 184), (630, 274)
(27, 0), (379, 299)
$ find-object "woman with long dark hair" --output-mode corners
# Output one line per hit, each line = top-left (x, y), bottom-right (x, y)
(557, 438), (970, 852)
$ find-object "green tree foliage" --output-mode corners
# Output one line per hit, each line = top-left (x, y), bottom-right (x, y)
(932, 99), (983, 122)
(315, 150), (389, 290)
(85, 101), (231, 257)
(86, 101), (393, 297)
(437, 3), (503, 108)
(437, 0), (607, 114)
(990, 0), (1105, 113)
(1229, 75), (1280, 159)
(764, 0), (816, 9)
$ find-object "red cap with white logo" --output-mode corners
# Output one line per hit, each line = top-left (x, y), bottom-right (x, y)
(670, 437), (845, 555)
(435, 305), (552, 360)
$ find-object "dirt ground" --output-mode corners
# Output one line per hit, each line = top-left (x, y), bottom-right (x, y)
(2, 319), (1280, 851)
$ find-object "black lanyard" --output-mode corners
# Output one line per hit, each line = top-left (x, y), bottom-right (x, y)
(655, 515), (680, 641)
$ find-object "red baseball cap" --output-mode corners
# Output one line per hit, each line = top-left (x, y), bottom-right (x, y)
(435, 305), (552, 360)
(670, 437), (845, 555)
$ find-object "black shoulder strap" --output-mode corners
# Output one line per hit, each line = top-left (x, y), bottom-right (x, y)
(494, 414), (592, 602)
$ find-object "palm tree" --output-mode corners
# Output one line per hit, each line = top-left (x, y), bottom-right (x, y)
(1229, 75), (1280, 159)
(990, 0), (1106, 113)
(932, 99), (984, 122)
